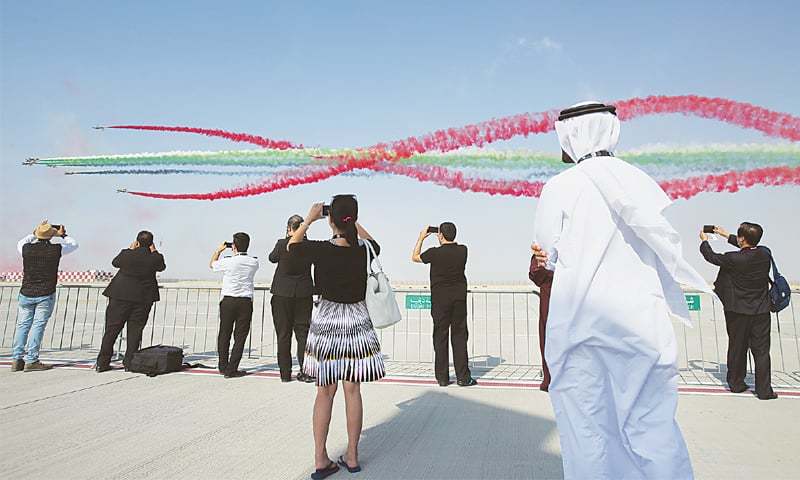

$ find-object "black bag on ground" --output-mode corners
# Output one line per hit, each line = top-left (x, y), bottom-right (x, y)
(128, 345), (184, 377)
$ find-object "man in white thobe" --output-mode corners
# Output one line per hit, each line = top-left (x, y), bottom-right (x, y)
(533, 102), (710, 479)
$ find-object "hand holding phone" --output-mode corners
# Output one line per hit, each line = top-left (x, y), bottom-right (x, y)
(703, 225), (715, 234)
(322, 205), (331, 217)
(427, 226), (438, 234)
(224, 242), (233, 248)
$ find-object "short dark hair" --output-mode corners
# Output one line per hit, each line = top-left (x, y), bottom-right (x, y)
(287, 215), (304, 231)
(439, 222), (457, 242)
(737, 222), (763, 246)
(137, 230), (154, 248)
(233, 232), (250, 252)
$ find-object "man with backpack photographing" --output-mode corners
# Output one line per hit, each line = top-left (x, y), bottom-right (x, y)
(700, 222), (779, 400)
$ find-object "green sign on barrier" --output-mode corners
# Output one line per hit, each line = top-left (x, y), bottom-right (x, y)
(685, 294), (701, 311)
(405, 294), (432, 310)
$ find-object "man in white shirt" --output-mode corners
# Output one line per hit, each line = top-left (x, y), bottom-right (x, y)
(12, 221), (78, 372)
(210, 232), (259, 378)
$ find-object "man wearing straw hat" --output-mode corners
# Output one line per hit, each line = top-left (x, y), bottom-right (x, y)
(11, 220), (78, 372)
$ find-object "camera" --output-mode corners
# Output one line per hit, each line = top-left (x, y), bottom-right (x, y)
(322, 205), (331, 217)
(224, 242), (233, 248)
(703, 225), (715, 234)
(427, 226), (439, 234)
(50, 224), (62, 231)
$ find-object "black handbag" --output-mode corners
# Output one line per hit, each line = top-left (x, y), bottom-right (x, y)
(128, 345), (185, 377)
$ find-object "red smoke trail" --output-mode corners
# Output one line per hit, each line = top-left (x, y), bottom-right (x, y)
(104, 125), (300, 150)
(658, 165), (800, 199)
(126, 164), (800, 201)
(111, 95), (800, 199)
(616, 96), (800, 142)
(375, 164), (800, 200)
(374, 162), (546, 197)
(125, 112), (559, 200)
(126, 164), (347, 200)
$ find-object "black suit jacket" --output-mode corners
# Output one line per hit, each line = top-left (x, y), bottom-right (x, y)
(700, 234), (771, 315)
(268, 238), (313, 298)
(103, 247), (166, 303)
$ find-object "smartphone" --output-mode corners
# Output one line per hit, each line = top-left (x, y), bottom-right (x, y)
(427, 226), (438, 234)
(322, 205), (330, 217)
(224, 242), (233, 248)
(703, 225), (715, 234)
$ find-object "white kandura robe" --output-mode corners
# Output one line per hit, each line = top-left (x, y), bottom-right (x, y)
(535, 151), (710, 479)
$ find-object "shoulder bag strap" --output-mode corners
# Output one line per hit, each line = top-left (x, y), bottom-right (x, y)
(361, 239), (373, 276)
(364, 240), (383, 275)
(761, 246), (780, 282)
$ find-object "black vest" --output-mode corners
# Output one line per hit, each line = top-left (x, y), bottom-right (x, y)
(21, 241), (63, 297)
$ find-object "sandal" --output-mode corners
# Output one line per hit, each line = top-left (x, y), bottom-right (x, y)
(311, 461), (340, 479)
(337, 455), (362, 473)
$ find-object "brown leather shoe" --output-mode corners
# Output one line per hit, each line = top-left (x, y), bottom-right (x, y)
(10, 359), (24, 372)
(24, 361), (53, 372)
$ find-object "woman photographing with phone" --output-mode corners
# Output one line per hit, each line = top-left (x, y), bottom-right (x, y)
(287, 194), (385, 479)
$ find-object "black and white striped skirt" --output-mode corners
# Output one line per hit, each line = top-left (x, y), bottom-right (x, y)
(302, 299), (386, 386)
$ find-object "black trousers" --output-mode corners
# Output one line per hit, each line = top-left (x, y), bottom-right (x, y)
(431, 292), (471, 383)
(724, 311), (774, 396)
(270, 295), (312, 379)
(97, 298), (153, 368)
(218, 296), (253, 375)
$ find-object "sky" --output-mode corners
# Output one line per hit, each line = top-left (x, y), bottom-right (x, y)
(1, 1), (799, 283)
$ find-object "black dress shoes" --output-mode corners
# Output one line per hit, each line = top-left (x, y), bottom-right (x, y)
(224, 370), (248, 379)
(296, 372), (315, 383)
(457, 377), (478, 387)
(757, 392), (778, 400)
(96, 364), (113, 373)
(729, 383), (749, 393)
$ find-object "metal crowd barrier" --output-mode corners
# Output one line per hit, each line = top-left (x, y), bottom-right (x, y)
(0, 284), (798, 386)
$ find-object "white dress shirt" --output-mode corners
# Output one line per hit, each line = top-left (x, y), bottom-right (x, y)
(17, 234), (79, 256)
(211, 253), (259, 298)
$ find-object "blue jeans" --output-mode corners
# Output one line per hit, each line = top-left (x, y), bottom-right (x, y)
(12, 293), (56, 363)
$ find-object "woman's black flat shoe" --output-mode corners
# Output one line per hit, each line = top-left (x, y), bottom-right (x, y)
(337, 455), (361, 473)
(311, 461), (340, 479)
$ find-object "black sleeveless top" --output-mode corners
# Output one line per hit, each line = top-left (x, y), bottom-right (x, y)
(289, 239), (380, 303)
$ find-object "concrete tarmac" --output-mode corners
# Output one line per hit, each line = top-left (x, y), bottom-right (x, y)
(1, 367), (798, 479)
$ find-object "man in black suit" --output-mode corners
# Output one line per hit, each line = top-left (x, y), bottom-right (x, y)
(96, 231), (166, 372)
(700, 222), (777, 400)
(268, 215), (314, 382)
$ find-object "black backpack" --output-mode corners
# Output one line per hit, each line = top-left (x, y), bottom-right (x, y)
(763, 247), (791, 313)
(128, 345), (185, 377)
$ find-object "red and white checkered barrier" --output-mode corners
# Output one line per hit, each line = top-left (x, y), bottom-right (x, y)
(0, 271), (114, 283)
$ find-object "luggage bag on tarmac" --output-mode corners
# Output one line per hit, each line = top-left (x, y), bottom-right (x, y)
(128, 345), (184, 377)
